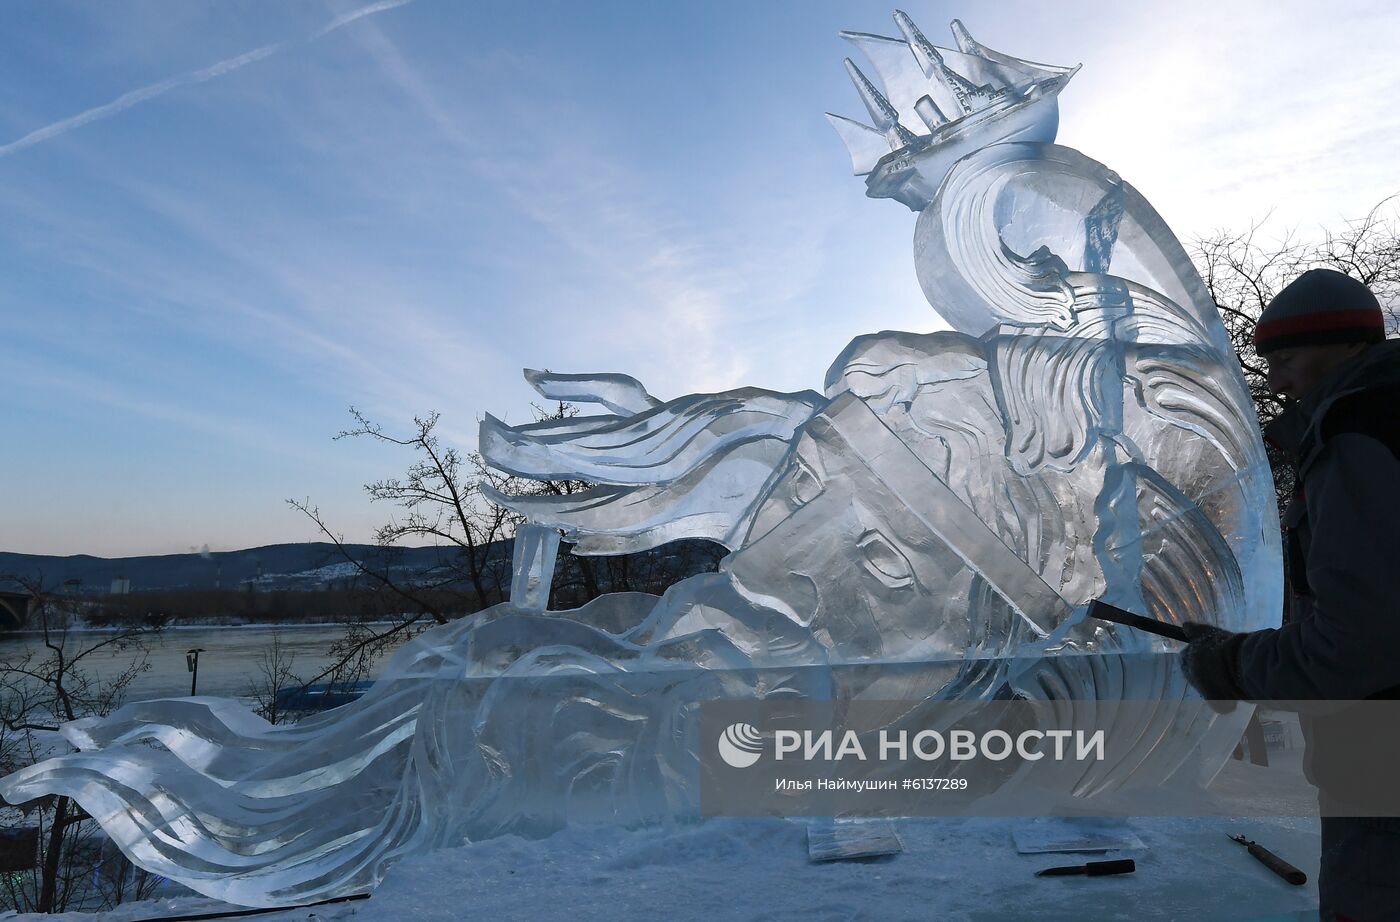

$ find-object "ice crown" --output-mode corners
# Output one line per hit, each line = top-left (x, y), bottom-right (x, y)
(827, 12), (1079, 180)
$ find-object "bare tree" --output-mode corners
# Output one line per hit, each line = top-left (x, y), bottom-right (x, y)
(1314, 197), (1400, 333)
(339, 408), (522, 607)
(1190, 195), (1400, 509)
(242, 635), (304, 726)
(0, 579), (162, 913)
(286, 399), (732, 692)
(286, 405), (541, 690)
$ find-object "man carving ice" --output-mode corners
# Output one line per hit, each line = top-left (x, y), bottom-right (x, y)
(1180, 268), (1400, 919)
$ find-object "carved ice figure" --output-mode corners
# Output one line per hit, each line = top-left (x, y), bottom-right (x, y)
(0, 13), (1282, 908)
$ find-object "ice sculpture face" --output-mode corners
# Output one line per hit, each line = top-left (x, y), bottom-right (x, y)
(0, 12), (1284, 909)
(726, 409), (978, 662)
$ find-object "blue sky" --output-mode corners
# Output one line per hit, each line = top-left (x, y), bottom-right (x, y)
(2, 0), (1398, 557)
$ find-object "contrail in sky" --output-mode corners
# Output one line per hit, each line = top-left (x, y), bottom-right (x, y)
(0, 0), (414, 159)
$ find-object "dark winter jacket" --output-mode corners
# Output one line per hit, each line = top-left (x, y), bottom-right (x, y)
(1227, 339), (1400, 802)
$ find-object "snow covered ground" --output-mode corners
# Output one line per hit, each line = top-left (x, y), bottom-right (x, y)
(3, 811), (1320, 922)
(3, 746), (1325, 921)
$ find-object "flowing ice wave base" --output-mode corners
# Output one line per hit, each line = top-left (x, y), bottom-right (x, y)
(0, 12), (1282, 908)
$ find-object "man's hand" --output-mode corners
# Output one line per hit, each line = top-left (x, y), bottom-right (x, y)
(1180, 621), (1247, 713)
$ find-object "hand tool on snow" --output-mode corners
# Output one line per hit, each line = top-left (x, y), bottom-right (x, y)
(1035, 858), (1136, 877)
(1227, 834), (1307, 885)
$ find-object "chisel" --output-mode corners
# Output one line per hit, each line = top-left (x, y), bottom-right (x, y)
(1086, 599), (1189, 643)
(1035, 858), (1136, 877)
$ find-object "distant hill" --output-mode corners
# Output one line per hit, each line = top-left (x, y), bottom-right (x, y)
(0, 543), (493, 593)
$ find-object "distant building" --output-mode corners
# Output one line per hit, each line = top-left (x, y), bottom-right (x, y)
(110, 577), (131, 595)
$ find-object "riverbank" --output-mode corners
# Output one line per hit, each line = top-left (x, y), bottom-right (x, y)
(0, 622), (420, 701)
(1, 617), (418, 636)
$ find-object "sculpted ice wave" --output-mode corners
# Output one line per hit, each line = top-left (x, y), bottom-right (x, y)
(1, 13), (1281, 907)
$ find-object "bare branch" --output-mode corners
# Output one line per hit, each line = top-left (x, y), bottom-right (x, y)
(286, 498), (448, 625)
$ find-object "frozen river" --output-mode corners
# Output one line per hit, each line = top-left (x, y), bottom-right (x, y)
(0, 622), (414, 703)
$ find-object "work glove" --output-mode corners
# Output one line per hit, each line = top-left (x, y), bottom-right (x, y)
(1179, 621), (1247, 714)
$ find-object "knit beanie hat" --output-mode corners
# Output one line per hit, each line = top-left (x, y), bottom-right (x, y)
(1253, 268), (1385, 354)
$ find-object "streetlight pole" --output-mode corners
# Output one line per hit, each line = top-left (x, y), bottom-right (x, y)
(186, 648), (206, 696)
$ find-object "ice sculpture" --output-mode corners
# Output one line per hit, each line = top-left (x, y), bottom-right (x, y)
(0, 14), (1282, 908)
